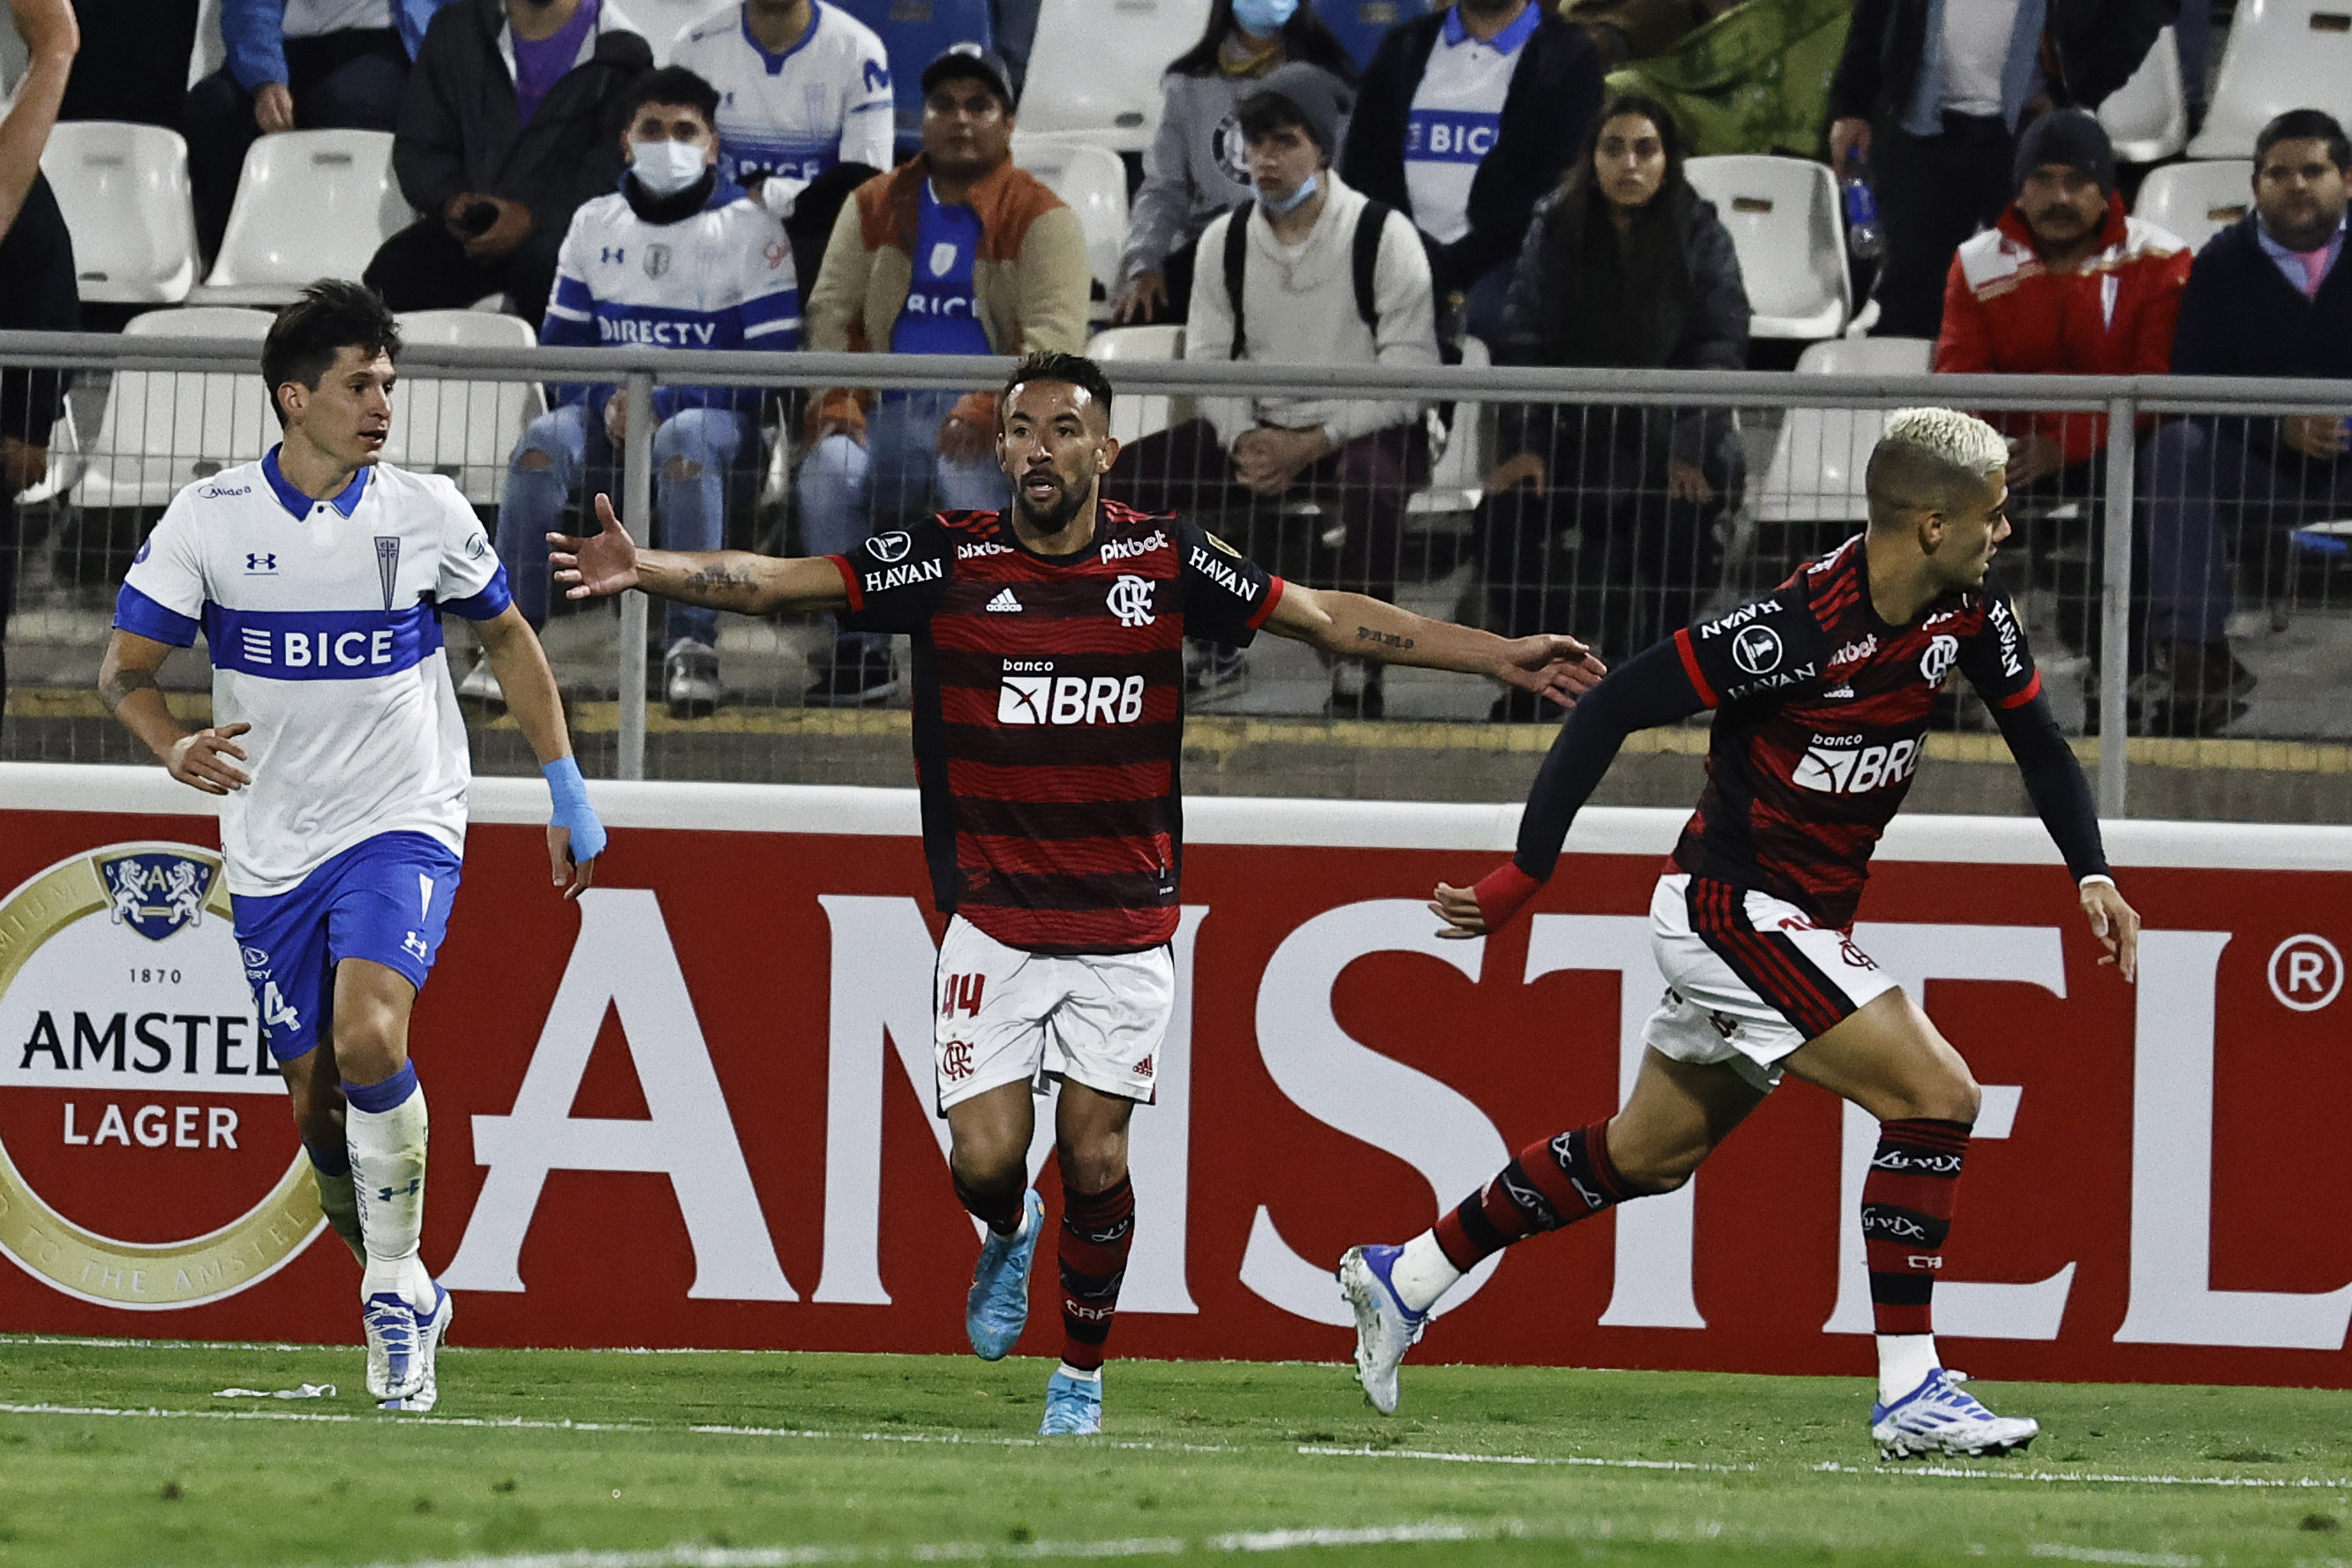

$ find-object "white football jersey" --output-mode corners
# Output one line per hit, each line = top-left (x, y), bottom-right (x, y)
(114, 454), (509, 898)
(1403, 3), (1538, 246)
(669, 0), (893, 189)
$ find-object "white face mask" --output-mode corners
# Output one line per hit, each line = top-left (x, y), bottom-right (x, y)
(631, 138), (708, 197)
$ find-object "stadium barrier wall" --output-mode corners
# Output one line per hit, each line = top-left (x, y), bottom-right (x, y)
(3, 761), (2349, 1390)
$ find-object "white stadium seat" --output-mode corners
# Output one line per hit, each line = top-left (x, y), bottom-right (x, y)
(1018, 0), (1209, 153)
(2098, 25), (2189, 164)
(1407, 334), (1492, 527)
(379, 311), (546, 506)
(1683, 154), (1851, 340)
(1751, 336), (1932, 527)
(1082, 323), (1184, 444)
(41, 122), (201, 304)
(1012, 134), (1131, 297)
(2132, 160), (2254, 252)
(194, 130), (412, 305)
(2187, 0), (2352, 158)
(72, 307), (277, 511)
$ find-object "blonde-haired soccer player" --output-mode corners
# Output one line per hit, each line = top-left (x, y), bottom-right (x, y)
(1339, 408), (2141, 1459)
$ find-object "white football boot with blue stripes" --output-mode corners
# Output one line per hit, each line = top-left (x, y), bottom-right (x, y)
(363, 1292), (418, 1400)
(1337, 1244), (1427, 1416)
(378, 1281), (452, 1413)
(1871, 1369), (2038, 1459)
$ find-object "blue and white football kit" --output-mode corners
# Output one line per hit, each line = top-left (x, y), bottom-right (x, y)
(506, 175), (800, 655)
(113, 447), (533, 1409)
(1401, 2), (1537, 248)
(667, 0), (892, 202)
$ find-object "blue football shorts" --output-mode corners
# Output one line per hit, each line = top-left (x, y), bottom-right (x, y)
(230, 830), (464, 1062)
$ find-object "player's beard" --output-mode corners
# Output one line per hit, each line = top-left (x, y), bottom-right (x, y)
(1012, 467), (1093, 533)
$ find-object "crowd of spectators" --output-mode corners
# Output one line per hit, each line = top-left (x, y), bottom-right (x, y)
(2, 0), (2348, 739)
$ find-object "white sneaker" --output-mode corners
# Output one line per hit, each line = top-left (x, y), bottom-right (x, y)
(379, 1282), (452, 1413)
(455, 656), (505, 712)
(362, 1292), (419, 1400)
(1870, 1369), (2039, 1460)
(665, 639), (721, 719)
(1338, 1243), (1426, 1415)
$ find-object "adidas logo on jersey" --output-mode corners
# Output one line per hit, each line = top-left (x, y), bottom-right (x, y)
(986, 589), (1023, 613)
(1792, 737), (1922, 794)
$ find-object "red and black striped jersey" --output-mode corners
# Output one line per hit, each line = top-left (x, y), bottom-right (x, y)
(1669, 534), (2043, 927)
(829, 500), (1285, 955)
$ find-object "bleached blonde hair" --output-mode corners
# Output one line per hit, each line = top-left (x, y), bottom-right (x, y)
(1866, 407), (2009, 530)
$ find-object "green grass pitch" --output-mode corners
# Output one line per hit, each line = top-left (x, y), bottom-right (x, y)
(1, 1338), (2348, 1567)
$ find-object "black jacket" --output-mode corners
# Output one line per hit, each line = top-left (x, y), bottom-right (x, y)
(2170, 214), (2352, 454)
(392, 0), (651, 241)
(0, 174), (79, 459)
(1340, 7), (1604, 296)
(1828, 0), (2176, 123)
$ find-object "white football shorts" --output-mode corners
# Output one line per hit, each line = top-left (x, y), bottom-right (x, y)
(1641, 872), (1900, 1092)
(932, 914), (1174, 1114)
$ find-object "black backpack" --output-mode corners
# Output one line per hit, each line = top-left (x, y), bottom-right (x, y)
(1221, 197), (1394, 359)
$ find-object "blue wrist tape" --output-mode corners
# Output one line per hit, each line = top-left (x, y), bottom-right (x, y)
(543, 757), (607, 862)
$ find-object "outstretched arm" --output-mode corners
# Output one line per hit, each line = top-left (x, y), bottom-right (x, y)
(1431, 636), (1709, 939)
(1263, 581), (1605, 710)
(1991, 691), (2138, 981)
(550, 492), (852, 616)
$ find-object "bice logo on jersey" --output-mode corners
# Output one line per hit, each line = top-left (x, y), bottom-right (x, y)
(1000, 672), (1148, 726)
(0, 844), (321, 1311)
(1792, 735), (1922, 795)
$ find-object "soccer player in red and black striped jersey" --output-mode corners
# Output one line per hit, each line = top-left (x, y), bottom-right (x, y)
(1339, 408), (2144, 1461)
(552, 349), (1603, 1436)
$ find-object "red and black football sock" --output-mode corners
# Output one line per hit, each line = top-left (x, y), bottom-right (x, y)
(1432, 1121), (1634, 1271)
(1861, 1117), (1972, 1336)
(1057, 1174), (1134, 1373)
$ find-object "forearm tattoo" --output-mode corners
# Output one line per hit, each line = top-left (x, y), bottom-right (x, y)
(100, 666), (161, 715)
(1354, 625), (1416, 652)
(674, 562), (763, 608)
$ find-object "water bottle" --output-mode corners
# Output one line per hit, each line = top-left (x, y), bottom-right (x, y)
(1841, 155), (1883, 262)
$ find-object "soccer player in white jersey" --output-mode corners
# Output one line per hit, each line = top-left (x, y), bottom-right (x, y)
(99, 282), (608, 1413)
(668, 0), (892, 215)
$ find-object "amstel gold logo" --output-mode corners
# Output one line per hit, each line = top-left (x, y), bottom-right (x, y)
(0, 843), (322, 1308)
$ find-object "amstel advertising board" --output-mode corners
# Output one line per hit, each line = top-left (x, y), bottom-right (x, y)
(2, 762), (2348, 1389)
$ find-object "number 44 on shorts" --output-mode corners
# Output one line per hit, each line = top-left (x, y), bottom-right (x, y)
(260, 979), (303, 1034)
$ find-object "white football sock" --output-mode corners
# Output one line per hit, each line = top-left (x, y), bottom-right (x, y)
(1876, 1333), (1940, 1406)
(1389, 1231), (1462, 1315)
(1056, 1362), (1102, 1384)
(347, 1075), (432, 1312)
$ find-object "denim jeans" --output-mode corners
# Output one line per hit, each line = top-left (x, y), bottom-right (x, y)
(500, 401), (748, 649)
(795, 388), (1008, 656)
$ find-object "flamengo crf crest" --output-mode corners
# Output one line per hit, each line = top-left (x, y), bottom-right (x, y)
(98, 851), (216, 942)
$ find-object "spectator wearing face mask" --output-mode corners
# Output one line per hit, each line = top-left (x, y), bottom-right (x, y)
(473, 65), (799, 720)
(1111, 0), (1358, 326)
(365, 0), (651, 324)
(1109, 63), (1439, 717)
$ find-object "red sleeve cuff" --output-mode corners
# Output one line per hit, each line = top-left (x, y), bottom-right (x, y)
(1472, 861), (1543, 932)
(829, 553), (864, 611)
(1673, 627), (1718, 708)
(1995, 669), (2043, 709)
(1248, 574), (1286, 631)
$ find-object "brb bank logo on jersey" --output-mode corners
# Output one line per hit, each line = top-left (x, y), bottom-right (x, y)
(998, 660), (1147, 726)
(0, 844), (324, 1309)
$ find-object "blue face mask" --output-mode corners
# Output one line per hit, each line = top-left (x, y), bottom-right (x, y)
(1258, 171), (1319, 214)
(1231, 0), (1297, 39)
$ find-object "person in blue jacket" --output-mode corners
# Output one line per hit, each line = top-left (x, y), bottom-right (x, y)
(184, 0), (455, 260)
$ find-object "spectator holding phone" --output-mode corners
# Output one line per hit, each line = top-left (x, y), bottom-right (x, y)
(364, 0), (650, 324)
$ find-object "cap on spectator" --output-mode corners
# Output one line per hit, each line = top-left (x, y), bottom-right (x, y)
(1238, 62), (1353, 158)
(2012, 109), (2117, 199)
(921, 42), (1018, 112)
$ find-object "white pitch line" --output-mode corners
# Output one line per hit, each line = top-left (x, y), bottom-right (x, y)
(4, 1401), (2345, 1495)
(2028, 1545), (2202, 1567)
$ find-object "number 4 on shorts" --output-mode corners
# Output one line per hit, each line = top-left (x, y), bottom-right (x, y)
(261, 979), (302, 1033)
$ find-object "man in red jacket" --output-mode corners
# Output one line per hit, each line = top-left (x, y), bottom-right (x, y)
(1935, 109), (2189, 671)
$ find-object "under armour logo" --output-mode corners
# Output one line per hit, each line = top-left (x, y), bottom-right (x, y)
(601, 246), (625, 265)
(245, 552), (277, 573)
(402, 931), (428, 960)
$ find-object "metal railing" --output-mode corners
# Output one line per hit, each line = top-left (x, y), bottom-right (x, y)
(3, 328), (2348, 819)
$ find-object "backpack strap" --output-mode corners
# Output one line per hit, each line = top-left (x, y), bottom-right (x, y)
(1221, 201), (1253, 360)
(1352, 199), (1393, 336)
